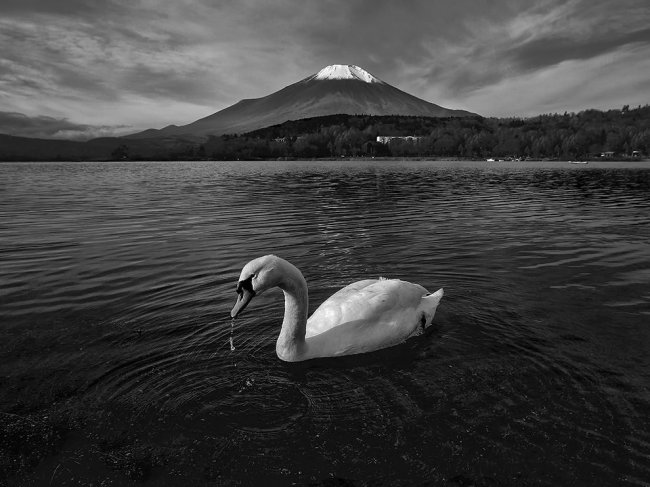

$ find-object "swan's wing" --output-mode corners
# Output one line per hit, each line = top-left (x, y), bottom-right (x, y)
(305, 279), (427, 338)
(305, 312), (420, 359)
(305, 279), (379, 337)
(304, 280), (431, 359)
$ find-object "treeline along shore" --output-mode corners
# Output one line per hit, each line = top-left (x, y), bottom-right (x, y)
(1, 105), (649, 162)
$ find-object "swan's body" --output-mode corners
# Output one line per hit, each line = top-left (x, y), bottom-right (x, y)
(231, 255), (443, 362)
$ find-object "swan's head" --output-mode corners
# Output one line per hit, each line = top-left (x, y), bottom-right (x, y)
(230, 255), (285, 318)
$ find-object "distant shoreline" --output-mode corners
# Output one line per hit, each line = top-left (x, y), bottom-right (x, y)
(2, 157), (649, 167)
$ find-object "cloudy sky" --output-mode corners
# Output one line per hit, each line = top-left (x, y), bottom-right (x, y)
(1, 0), (649, 139)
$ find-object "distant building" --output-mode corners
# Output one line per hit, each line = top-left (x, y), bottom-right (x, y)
(601, 151), (615, 159)
(632, 150), (642, 158)
(376, 135), (423, 144)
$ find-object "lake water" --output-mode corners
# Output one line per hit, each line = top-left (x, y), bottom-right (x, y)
(1, 160), (649, 486)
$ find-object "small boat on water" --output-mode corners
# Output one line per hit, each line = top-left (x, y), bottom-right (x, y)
(569, 161), (588, 164)
(486, 158), (495, 162)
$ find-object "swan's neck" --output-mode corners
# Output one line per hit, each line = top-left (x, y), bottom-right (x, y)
(276, 261), (309, 361)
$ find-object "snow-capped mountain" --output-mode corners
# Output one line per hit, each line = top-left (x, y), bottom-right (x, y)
(311, 64), (382, 83)
(127, 64), (476, 139)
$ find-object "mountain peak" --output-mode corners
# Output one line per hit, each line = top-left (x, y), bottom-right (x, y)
(312, 64), (382, 83)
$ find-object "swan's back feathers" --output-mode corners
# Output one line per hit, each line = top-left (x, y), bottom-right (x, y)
(305, 279), (431, 339)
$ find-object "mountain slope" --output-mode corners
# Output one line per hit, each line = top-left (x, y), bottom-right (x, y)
(0, 133), (202, 161)
(126, 64), (476, 139)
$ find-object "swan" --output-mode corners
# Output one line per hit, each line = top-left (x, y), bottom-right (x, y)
(230, 255), (444, 362)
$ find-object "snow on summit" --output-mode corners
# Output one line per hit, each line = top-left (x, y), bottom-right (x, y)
(313, 64), (382, 83)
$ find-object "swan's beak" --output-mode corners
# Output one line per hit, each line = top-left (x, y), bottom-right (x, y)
(231, 277), (256, 318)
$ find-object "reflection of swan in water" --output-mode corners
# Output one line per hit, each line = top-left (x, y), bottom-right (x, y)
(231, 255), (444, 362)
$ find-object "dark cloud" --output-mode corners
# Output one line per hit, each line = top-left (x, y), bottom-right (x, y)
(512, 28), (650, 71)
(416, 0), (650, 101)
(0, 0), (121, 17)
(0, 111), (129, 140)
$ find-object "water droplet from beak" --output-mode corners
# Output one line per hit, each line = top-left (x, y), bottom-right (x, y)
(230, 318), (236, 351)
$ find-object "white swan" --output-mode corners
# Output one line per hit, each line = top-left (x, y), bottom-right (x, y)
(230, 255), (444, 362)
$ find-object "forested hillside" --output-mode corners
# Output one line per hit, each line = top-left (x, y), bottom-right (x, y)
(203, 105), (650, 160)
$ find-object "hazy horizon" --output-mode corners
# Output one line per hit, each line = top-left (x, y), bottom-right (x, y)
(1, 0), (649, 139)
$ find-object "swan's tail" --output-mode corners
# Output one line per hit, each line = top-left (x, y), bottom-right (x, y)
(421, 288), (444, 328)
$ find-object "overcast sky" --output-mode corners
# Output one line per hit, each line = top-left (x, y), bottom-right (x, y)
(1, 0), (649, 139)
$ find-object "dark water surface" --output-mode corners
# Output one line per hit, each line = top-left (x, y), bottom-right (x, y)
(1, 160), (649, 486)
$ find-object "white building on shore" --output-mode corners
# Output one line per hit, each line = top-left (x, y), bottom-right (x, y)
(376, 136), (423, 144)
